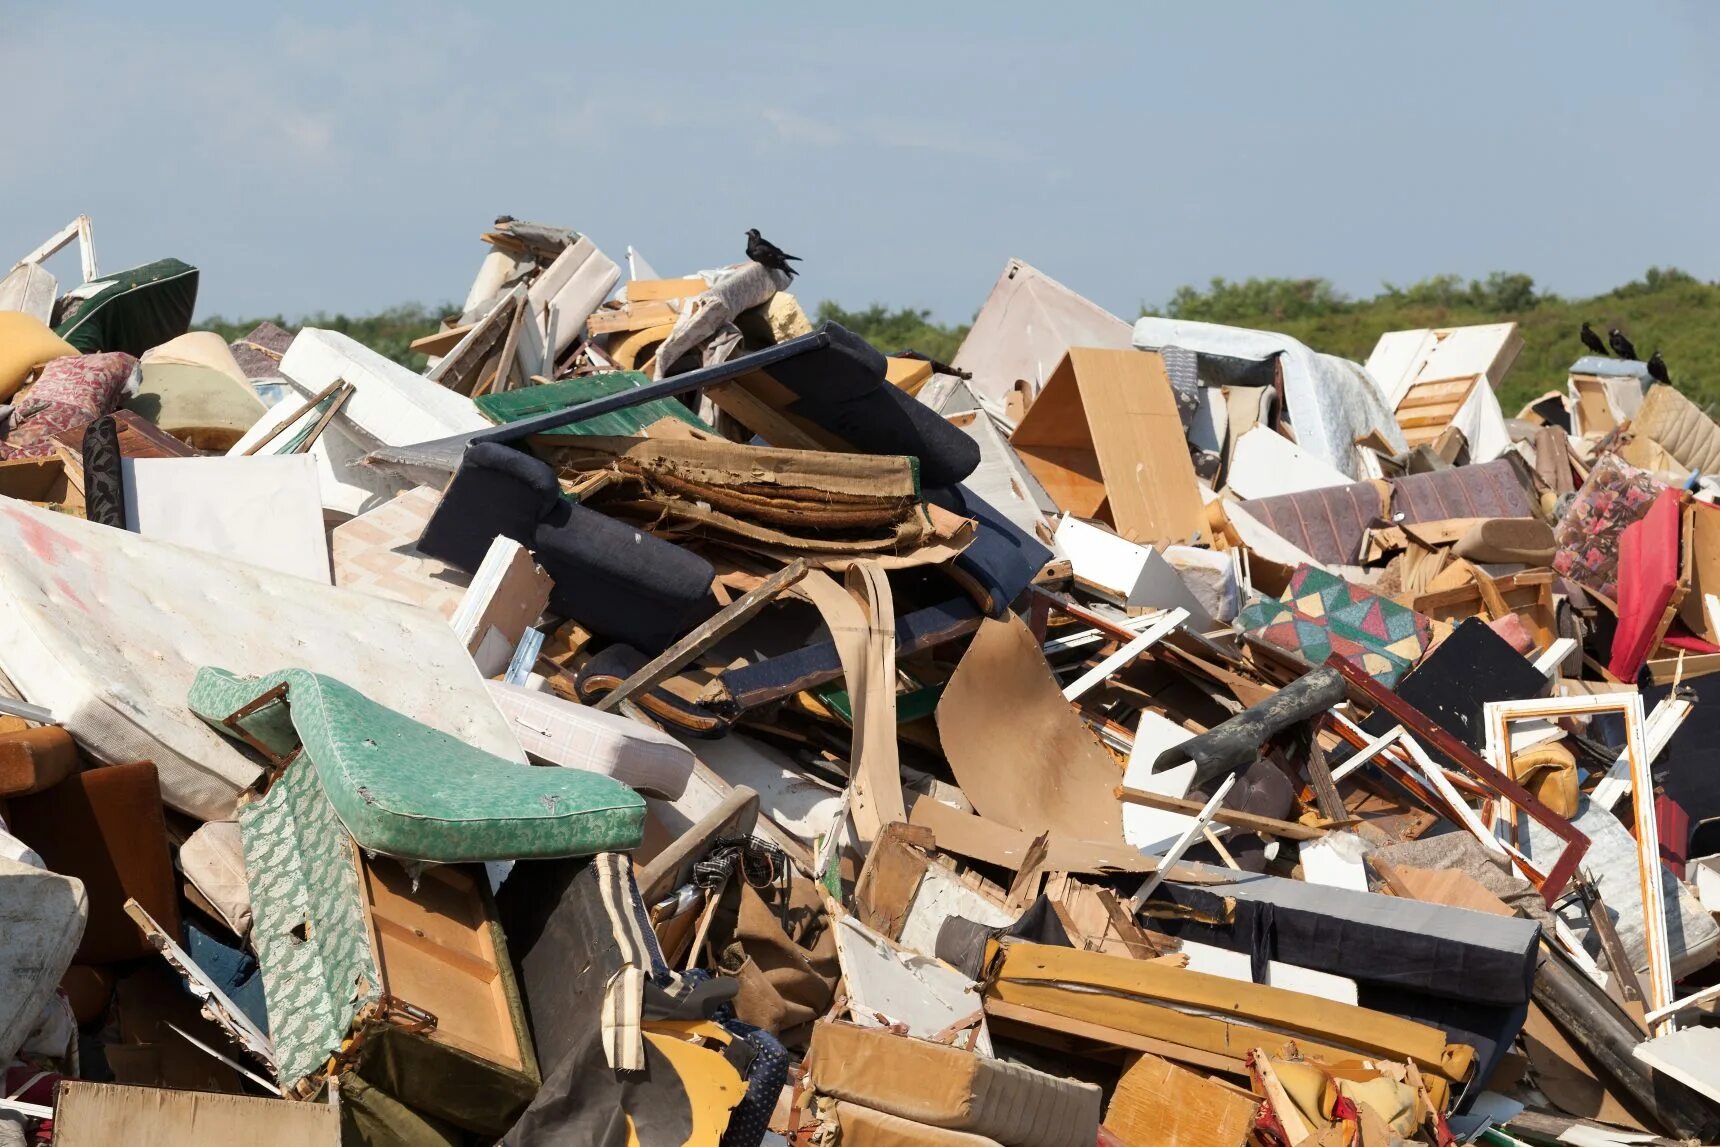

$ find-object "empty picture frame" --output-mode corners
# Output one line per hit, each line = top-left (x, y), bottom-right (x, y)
(1480, 691), (1669, 1032)
(1325, 654), (1590, 906)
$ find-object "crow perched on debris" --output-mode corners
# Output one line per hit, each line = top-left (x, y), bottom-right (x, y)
(1580, 322), (1609, 357)
(1648, 350), (1671, 386)
(1609, 327), (1639, 360)
(745, 229), (801, 279)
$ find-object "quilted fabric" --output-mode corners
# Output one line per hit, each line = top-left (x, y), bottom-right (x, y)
(1552, 453), (1667, 600)
(1633, 384), (1720, 476)
(192, 666), (645, 863)
(1, 351), (133, 459)
(239, 755), (380, 1088)
(1237, 564), (1433, 687)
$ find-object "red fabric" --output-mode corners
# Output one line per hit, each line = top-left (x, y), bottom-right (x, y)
(1658, 793), (1691, 878)
(1661, 631), (1720, 654)
(1609, 489), (1685, 681)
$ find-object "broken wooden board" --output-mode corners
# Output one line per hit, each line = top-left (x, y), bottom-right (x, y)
(1103, 1050), (1259, 1147)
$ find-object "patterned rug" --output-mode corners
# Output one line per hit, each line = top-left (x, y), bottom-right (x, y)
(1238, 564), (1433, 687)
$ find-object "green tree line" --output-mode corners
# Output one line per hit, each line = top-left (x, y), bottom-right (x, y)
(199, 267), (1720, 411)
(1150, 268), (1716, 411)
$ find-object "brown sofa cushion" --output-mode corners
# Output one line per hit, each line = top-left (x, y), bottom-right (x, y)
(0, 727), (79, 797)
(8, 762), (180, 963)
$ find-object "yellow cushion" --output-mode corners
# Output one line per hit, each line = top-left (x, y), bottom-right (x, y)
(0, 312), (78, 401)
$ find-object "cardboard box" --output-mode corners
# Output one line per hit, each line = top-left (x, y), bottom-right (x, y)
(1010, 349), (1208, 546)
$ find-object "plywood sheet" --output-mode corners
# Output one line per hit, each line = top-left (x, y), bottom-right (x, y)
(1011, 349), (1207, 546)
(1104, 1050), (1257, 1147)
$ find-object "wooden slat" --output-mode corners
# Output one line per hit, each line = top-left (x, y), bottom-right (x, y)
(1115, 785), (1325, 840)
(984, 998), (1247, 1075)
(409, 323), (473, 357)
(627, 277), (706, 301)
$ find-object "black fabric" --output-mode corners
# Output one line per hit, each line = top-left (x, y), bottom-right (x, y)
(54, 259), (199, 356)
(1647, 676), (1720, 855)
(926, 485), (1052, 618)
(416, 442), (565, 572)
(1186, 757), (1295, 873)
(1358, 987), (1526, 1115)
(499, 857), (747, 1147)
(533, 503), (715, 653)
(81, 413), (124, 528)
(418, 442), (715, 653)
(1143, 870), (1540, 1007)
(339, 1072), (471, 1147)
(1155, 667), (1346, 789)
(762, 321), (980, 488)
(574, 645), (732, 738)
(707, 596), (982, 715)
(1350, 617), (1548, 771)
(933, 895), (1073, 980)
(351, 1023), (537, 1139)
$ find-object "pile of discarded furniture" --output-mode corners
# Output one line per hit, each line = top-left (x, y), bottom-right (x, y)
(1, 214), (1719, 1146)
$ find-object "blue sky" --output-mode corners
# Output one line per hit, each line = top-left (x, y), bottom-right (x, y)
(5, 2), (1719, 323)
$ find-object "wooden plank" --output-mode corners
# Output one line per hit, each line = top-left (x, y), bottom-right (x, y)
(627, 277), (706, 301)
(851, 823), (934, 941)
(1104, 1050), (1258, 1147)
(594, 560), (807, 712)
(586, 299), (680, 336)
(990, 940), (1468, 1081)
(983, 998), (1247, 1075)
(1115, 785), (1324, 840)
(409, 323), (473, 358)
(704, 380), (831, 450)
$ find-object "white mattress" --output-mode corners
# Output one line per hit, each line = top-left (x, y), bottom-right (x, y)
(0, 500), (526, 820)
(486, 681), (693, 799)
(124, 454), (332, 584)
(0, 856), (85, 1065)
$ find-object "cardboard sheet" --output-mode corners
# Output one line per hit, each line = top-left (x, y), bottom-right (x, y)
(1010, 349), (1208, 547)
(123, 455), (331, 584)
(0, 499), (524, 820)
(54, 1081), (339, 1145)
(936, 613), (1123, 844)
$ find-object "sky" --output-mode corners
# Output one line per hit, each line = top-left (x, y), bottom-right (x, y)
(6, 2), (1720, 325)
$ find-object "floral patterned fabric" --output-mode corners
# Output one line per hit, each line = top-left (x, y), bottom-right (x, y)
(1552, 453), (1667, 600)
(0, 352), (134, 459)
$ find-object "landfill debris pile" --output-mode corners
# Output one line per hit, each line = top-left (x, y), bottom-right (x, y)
(2, 213), (1720, 1146)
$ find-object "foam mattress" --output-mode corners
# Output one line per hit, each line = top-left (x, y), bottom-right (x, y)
(0, 499), (525, 820)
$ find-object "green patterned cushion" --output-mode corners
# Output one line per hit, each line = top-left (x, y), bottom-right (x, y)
(193, 667), (644, 863)
(240, 755), (379, 1087)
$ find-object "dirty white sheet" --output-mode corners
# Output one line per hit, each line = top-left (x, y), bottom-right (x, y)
(1134, 317), (1405, 480)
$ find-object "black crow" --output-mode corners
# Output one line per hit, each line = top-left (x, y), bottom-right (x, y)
(745, 229), (801, 279)
(1580, 322), (1608, 357)
(1609, 327), (1639, 360)
(1648, 350), (1671, 386)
